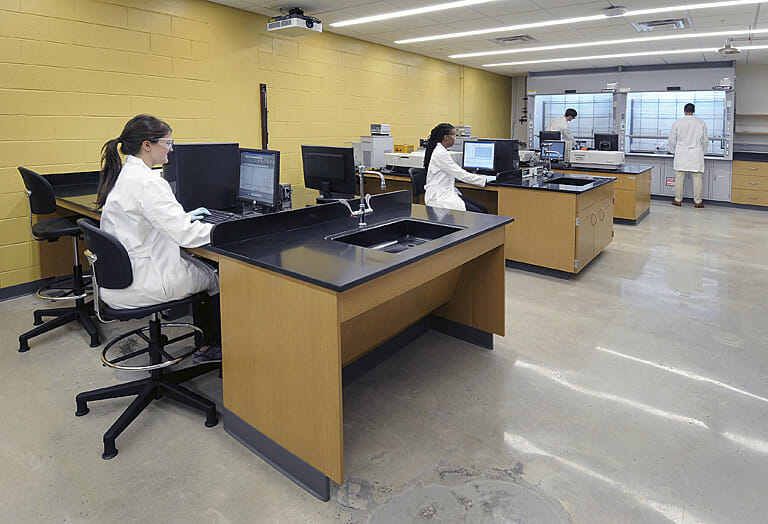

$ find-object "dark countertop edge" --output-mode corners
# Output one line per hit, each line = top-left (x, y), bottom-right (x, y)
(207, 218), (513, 293)
(498, 175), (616, 193)
(558, 164), (653, 174)
(733, 152), (768, 162)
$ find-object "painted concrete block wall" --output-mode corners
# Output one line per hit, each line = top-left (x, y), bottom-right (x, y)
(0, 0), (511, 289)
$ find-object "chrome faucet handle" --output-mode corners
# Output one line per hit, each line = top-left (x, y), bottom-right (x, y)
(337, 198), (355, 216)
(364, 193), (373, 213)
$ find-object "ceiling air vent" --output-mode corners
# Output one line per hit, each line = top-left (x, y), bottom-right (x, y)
(491, 34), (537, 46)
(631, 18), (691, 32)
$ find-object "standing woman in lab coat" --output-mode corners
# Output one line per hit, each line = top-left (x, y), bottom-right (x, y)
(97, 114), (221, 362)
(668, 103), (708, 208)
(423, 123), (495, 212)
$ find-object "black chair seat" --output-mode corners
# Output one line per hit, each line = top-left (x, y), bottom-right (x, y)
(100, 291), (208, 321)
(32, 216), (81, 240)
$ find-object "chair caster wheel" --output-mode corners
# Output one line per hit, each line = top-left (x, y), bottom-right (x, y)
(102, 450), (118, 460)
(75, 407), (90, 417)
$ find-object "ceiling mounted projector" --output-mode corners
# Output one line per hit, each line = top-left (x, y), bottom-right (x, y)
(716, 40), (741, 55)
(602, 5), (627, 17)
(267, 8), (322, 36)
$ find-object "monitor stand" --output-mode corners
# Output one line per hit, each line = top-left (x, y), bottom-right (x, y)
(316, 182), (354, 204)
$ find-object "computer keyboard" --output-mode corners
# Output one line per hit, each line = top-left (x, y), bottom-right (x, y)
(200, 209), (243, 224)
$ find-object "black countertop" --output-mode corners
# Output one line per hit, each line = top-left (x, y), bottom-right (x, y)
(209, 191), (513, 292)
(733, 152), (768, 162)
(558, 163), (653, 175)
(498, 173), (616, 194)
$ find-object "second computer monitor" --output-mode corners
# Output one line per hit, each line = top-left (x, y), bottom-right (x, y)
(541, 140), (567, 162)
(301, 145), (357, 198)
(594, 133), (619, 151)
(480, 138), (520, 173)
(239, 148), (280, 210)
(165, 142), (240, 211)
(463, 141), (496, 171)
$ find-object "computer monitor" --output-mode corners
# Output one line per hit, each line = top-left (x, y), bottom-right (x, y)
(301, 145), (357, 199)
(479, 138), (520, 173)
(594, 133), (619, 151)
(164, 142), (240, 211)
(462, 141), (496, 171)
(238, 148), (280, 211)
(541, 140), (567, 162)
(540, 130), (561, 143)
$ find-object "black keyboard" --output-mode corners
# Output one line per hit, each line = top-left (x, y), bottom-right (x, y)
(200, 209), (243, 224)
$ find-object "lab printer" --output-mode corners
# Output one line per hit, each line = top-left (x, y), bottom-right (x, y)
(384, 150), (463, 173)
(569, 150), (625, 169)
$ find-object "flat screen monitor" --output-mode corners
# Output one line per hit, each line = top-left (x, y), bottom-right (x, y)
(540, 130), (561, 142)
(164, 142), (240, 211)
(541, 140), (567, 162)
(239, 148), (280, 210)
(462, 141), (496, 171)
(479, 138), (520, 173)
(594, 133), (619, 151)
(301, 145), (357, 198)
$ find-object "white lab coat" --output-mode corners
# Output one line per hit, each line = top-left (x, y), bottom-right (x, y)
(424, 143), (487, 211)
(99, 155), (219, 309)
(668, 115), (708, 172)
(547, 116), (574, 142)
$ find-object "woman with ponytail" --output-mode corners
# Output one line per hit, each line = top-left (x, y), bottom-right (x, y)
(423, 123), (495, 212)
(97, 114), (221, 362)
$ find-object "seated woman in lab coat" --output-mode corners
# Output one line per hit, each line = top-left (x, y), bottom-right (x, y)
(96, 114), (221, 363)
(423, 123), (496, 212)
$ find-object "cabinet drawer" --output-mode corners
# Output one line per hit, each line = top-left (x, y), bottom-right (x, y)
(732, 161), (768, 177)
(732, 188), (768, 206)
(616, 174), (637, 190)
(732, 174), (768, 191)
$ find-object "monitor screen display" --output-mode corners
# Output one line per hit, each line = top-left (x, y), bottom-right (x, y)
(463, 141), (496, 171)
(239, 149), (280, 208)
(594, 133), (619, 151)
(541, 141), (566, 161)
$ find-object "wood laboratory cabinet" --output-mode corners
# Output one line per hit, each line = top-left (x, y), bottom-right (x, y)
(498, 180), (615, 274)
(559, 166), (650, 221)
(731, 160), (768, 206)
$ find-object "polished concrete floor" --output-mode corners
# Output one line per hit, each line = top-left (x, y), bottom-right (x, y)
(2, 199), (767, 523)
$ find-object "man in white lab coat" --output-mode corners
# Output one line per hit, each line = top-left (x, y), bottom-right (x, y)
(668, 103), (708, 208)
(547, 108), (577, 143)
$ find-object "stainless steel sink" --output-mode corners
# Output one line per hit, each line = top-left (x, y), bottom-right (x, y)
(544, 177), (595, 186)
(328, 218), (464, 253)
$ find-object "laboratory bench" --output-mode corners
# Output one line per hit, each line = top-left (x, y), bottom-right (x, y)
(553, 164), (652, 223)
(366, 170), (617, 274)
(48, 173), (513, 501)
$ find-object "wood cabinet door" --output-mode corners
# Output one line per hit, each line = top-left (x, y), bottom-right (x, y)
(575, 203), (596, 272)
(614, 189), (635, 219)
(596, 196), (614, 251)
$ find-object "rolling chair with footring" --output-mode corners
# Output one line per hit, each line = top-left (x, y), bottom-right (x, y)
(74, 218), (219, 459)
(17, 167), (100, 352)
(408, 167), (427, 205)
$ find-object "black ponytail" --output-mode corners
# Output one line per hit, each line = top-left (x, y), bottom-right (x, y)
(96, 114), (172, 208)
(424, 123), (455, 170)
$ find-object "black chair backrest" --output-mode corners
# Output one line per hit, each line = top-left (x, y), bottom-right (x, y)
(18, 167), (57, 215)
(408, 167), (427, 198)
(77, 218), (134, 290)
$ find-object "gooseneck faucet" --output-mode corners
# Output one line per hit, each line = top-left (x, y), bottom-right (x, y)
(540, 145), (561, 179)
(337, 165), (387, 227)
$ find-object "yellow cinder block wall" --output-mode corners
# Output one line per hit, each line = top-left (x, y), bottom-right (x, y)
(0, 0), (512, 289)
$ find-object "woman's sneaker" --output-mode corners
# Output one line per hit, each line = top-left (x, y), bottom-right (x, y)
(192, 345), (222, 364)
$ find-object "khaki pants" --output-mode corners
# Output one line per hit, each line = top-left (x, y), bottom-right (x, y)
(674, 170), (703, 204)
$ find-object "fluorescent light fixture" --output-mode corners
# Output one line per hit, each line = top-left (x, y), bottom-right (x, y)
(330, 0), (498, 28)
(451, 28), (768, 58)
(484, 45), (768, 67)
(395, 0), (768, 44)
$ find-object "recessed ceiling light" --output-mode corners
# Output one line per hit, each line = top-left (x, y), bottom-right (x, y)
(330, 0), (498, 28)
(483, 45), (768, 67)
(449, 28), (768, 58)
(395, 0), (768, 44)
